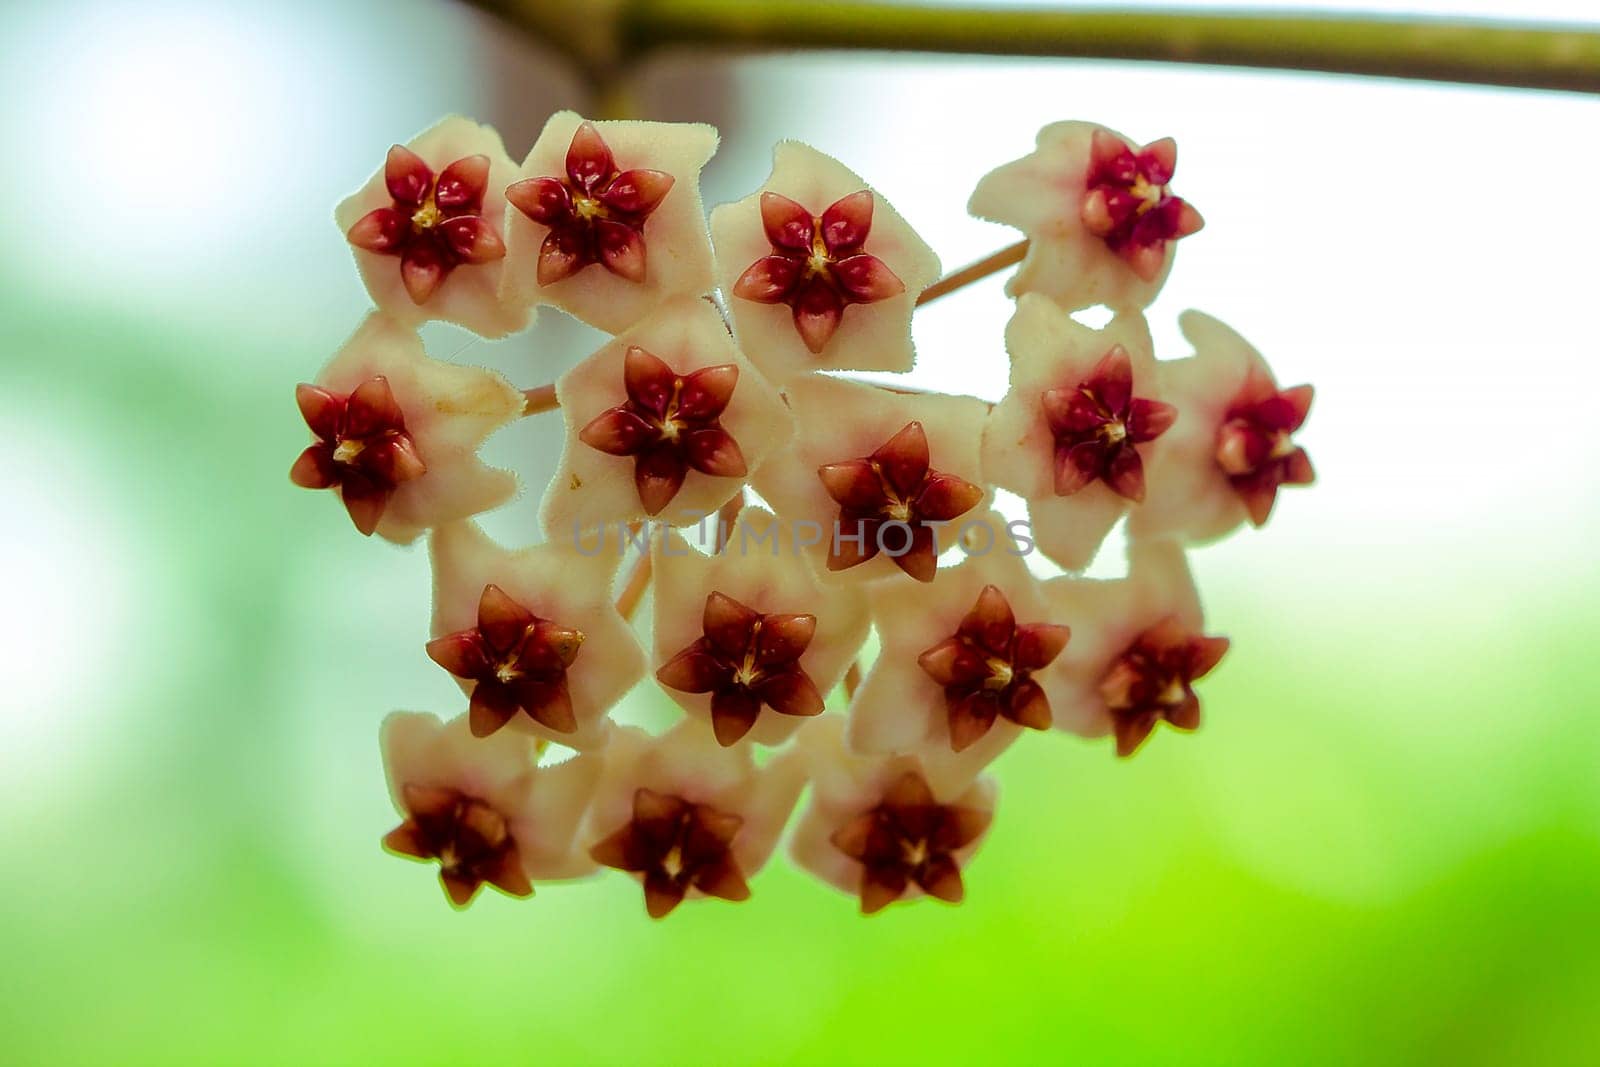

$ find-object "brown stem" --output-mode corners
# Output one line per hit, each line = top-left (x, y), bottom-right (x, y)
(713, 490), (745, 553)
(916, 240), (1028, 307)
(843, 661), (862, 699)
(615, 522), (653, 619)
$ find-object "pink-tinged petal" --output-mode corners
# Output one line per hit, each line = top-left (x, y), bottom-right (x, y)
(289, 445), (337, 489)
(934, 805), (990, 851)
(755, 614), (816, 667)
(600, 169), (675, 215)
(732, 255), (802, 303)
(590, 823), (647, 871)
(831, 254), (904, 304)
(1122, 243), (1167, 283)
(565, 121), (615, 193)
(635, 445), (688, 515)
(1284, 449), (1315, 485)
(339, 473), (388, 535)
(476, 583), (535, 652)
(1007, 678), (1053, 731)
(1190, 635), (1231, 679)
(623, 344), (677, 416)
(1127, 398), (1177, 442)
(468, 682), (520, 737)
(817, 459), (881, 511)
(820, 190), (874, 256)
(959, 585), (1016, 657)
(439, 871), (482, 907)
(827, 518), (881, 571)
(382, 823), (429, 860)
(1105, 446), (1147, 501)
(400, 243), (447, 304)
(295, 383), (343, 441)
(890, 524), (939, 583)
(1014, 623), (1071, 671)
(346, 207), (408, 253)
(439, 216), (505, 264)
(678, 364), (739, 421)
(914, 472), (984, 522)
(872, 421), (930, 498)
(364, 436), (427, 485)
(596, 218), (647, 283)
(1258, 385), (1315, 432)
(1166, 692), (1201, 732)
(1080, 188), (1116, 236)
(345, 376), (404, 438)
(1040, 388), (1103, 437)
(693, 857), (750, 902)
(579, 407), (656, 456)
(1054, 441), (1102, 497)
(1141, 137), (1178, 184)
(829, 812), (878, 862)
(1216, 423), (1270, 476)
(759, 191), (814, 252)
(536, 228), (585, 286)
(531, 620), (586, 668)
(682, 427), (747, 478)
(657, 646), (726, 693)
(710, 686), (762, 746)
(1089, 345), (1134, 415)
(918, 855), (966, 903)
(644, 871), (687, 918)
(947, 690), (1000, 752)
(384, 144), (433, 206)
(918, 637), (988, 688)
(1174, 200), (1205, 238)
(1091, 128), (1132, 170)
(506, 176), (574, 226)
(514, 677), (578, 733)
(755, 671), (825, 718)
(1238, 481), (1279, 527)
(703, 591), (760, 657)
(860, 866), (908, 915)
(792, 278), (845, 354)
(425, 630), (490, 679)
(434, 154), (490, 210)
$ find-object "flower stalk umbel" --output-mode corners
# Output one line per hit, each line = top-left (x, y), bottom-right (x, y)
(295, 111), (1316, 916)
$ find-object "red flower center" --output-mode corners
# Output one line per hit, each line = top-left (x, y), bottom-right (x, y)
(345, 145), (506, 304)
(425, 584), (586, 738)
(816, 421), (984, 582)
(656, 591), (825, 746)
(1041, 343), (1177, 502)
(383, 783), (530, 907)
(731, 190), (905, 354)
(290, 376), (427, 537)
(1079, 130), (1203, 282)
(505, 121), (675, 287)
(1216, 381), (1316, 526)
(1099, 616), (1230, 757)
(917, 585), (1071, 751)
(828, 771), (990, 914)
(578, 344), (748, 516)
(589, 788), (750, 918)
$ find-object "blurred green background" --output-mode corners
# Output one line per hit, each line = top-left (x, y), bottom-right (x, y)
(3, 1), (1599, 1064)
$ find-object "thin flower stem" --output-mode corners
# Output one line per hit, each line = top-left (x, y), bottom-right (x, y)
(522, 384), (559, 415)
(714, 490), (745, 553)
(916, 240), (1027, 308)
(468, 0), (1600, 95)
(615, 521), (652, 619)
(844, 661), (862, 699)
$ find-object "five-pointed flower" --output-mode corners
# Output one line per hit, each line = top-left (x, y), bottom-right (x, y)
(584, 724), (807, 918)
(982, 295), (1175, 569)
(789, 718), (996, 914)
(1041, 539), (1229, 756)
(380, 711), (604, 907)
(502, 111), (718, 333)
(850, 512), (1068, 769)
(578, 344), (746, 517)
(428, 520), (644, 751)
(1131, 311), (1316, 543)
(731, 189), (906, 354)
(543, 297), (793, 535)
(969, 121), (1203, 313)
(651, 509), (869, 747)
(711, 142), (940, 381)
(289, 314), (523, 542)
(752, 375), (989, 585)
(336, 117), (527, 337)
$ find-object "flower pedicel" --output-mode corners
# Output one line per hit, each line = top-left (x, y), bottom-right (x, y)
(292, 111), (1315, 916)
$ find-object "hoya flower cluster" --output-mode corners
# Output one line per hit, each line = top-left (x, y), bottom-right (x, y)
(294, 112), (1315, 916)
